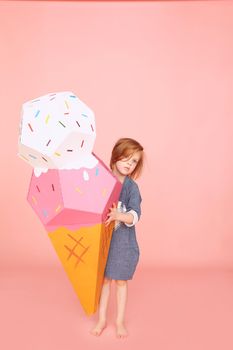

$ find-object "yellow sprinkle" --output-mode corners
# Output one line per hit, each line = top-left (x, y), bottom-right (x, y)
(102, 188), (107, 197)
(55, 205), (61, 213)
(45, 114), (50, 124)
(65, 100), (69, 109)
(75, 187), (83, 194)
(54, 152), (61, 156)
(32, 196), (37, 205)
(19, 154), (29, 162)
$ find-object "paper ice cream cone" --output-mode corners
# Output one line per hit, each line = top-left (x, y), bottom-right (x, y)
(18, 91), (122, 315)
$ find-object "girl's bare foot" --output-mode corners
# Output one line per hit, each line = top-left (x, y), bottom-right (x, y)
(116, 322), (128, 338)
(90, 319), (107, 336)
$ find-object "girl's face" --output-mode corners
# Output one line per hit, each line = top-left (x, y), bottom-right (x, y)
(114, 151), (142, 178)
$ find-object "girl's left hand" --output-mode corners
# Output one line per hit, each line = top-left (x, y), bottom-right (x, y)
(105, 203), (119, 226)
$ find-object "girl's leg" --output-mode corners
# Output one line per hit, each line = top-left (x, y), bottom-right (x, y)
(115, 279), (128, 338)
(90, 277), (112, 336)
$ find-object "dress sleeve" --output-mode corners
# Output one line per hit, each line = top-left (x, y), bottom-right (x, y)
(125, 183), (142, 227)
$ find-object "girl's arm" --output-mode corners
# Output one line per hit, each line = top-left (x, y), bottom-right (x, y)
(105, 203), (134, 226)
(105, 183), (142, 227)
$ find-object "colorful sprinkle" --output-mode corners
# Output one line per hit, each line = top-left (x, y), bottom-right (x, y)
(67, 149), (73, 152)
(42, 156), (48, 162)
(55, 205), (61, 213)
(64, 112), (69, 115)
(45, 114), (50, 124)
(42, 209), (48, 217)
(102, 188), (107, 197)
(75, 187), (83, 194)
(46, 139), (51, 146)
(58, 121), (66, 128)
(81, 140), (84, 148)
(65, 100), (69, 109)
(54, 152), (61, 157)
(49, 93), (56, 97)
(91, 124), (94, 132)
(76, 120), (80, 127)
(36, 185), (40, 192)
(95, 167), (99, 176)
(51, 184), (55, 191)
(83, 170), (89, 181)
(28, 123), (33, 132)
(35, 110), (40, 118)
(81, 113), (88, 118)
(29, 154), (37, 159)
(19, 154), (29, 162)
(32, 99), (40, 103)
(69, 95), (76, 98)
(32, 196), (37, 205)
(49, 97), (56, 101)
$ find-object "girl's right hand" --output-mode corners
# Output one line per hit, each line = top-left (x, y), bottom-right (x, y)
(105, 203), (118, 226)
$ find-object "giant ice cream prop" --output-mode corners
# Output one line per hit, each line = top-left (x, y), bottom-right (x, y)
(18, 92), (122, 315)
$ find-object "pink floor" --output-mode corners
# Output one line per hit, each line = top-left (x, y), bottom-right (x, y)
(1, 264), (233, 350)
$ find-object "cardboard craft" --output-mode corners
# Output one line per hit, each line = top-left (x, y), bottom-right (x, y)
(48, 223), (114, 315)
(19, 91), (122, 315)
(18, 91), (97, 174)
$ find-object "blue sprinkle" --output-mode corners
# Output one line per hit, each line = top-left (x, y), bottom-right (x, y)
(69, 95), (77, 98)
(35, 110), (40, 118)
(95, 167), (99, 176)
(42, 209), (48, 217)
(29, 154), (37, 159)
(81, 113), (88, 118)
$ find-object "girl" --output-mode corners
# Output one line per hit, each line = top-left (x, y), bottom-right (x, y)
(90, 137), (144, 339)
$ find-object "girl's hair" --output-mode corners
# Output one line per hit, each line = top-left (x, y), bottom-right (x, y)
(110, 138), (144, 179)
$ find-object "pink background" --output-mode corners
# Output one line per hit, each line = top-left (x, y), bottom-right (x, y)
(1, 1), (233, 349)
(1, 0), (233, 268)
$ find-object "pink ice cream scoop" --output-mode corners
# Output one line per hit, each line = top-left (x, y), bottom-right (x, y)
(27, 153), (122, 231)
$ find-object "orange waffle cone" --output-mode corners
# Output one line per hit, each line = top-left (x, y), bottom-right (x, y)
(48, 221), (114, 315)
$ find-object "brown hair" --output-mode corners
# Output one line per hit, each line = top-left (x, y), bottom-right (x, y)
(110, 138), (144, 179)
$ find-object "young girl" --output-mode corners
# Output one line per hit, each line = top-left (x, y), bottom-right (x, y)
(90, 137), (144, 339)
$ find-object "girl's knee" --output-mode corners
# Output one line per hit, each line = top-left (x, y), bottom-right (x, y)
(115, 279), (127, 286)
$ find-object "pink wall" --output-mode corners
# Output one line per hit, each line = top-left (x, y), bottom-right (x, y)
(1, 1), (233, 268)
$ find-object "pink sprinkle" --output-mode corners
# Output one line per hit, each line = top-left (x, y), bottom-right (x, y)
(91, 124), (94, 132)
(36, 185), (40, 192)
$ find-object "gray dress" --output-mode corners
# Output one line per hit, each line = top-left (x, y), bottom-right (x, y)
(104, 176), (142, 280)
